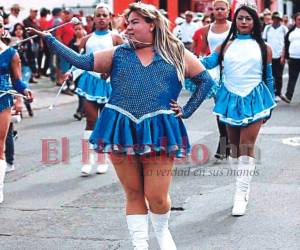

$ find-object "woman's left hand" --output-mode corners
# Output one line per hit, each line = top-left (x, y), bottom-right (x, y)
(170, 99), (183, 118)
(24, 89), (33, 103)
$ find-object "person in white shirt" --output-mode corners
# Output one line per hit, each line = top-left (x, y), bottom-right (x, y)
(263, 11), (288, 102)
(7, 4), (23, 32)
(199, 0), (232, 162)
(172, 17), (184, 40)
(179, 11), (198, 51)
(281, 12), (300, 104)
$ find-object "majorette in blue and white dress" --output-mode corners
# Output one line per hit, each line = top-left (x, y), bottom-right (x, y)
(201, 34), (276, 127)
(89, 44), (189, 156)
(44, 34), (215, 157)
(75, 30), (113, 104)
(0, 48), (20, 112)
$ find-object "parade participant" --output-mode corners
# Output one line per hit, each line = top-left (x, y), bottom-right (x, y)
(179, 11), (198, 51)
(68, 4), (123, 176)
(192, 14), (212, 57)
(263, 12), (288, 102)
(0, 16), (33, 203)
(10, 23), (35, 117)
(55, 8), (74, 85)
(281, 12), (300, 104)
(201, 3), (276, 216)
(65, 23), (86, 118)
(200, 0), (232, 162)
(5, 96), (23, 173)
(28, 2), (214, 249)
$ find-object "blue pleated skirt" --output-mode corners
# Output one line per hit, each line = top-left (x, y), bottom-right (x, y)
(75, 71), (111, 104)
(213, 82), (276, 126)
(89, 107), (190, 157)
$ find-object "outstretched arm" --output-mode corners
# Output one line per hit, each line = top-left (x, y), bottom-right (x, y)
(200, 51), (220, 69)
(44, 34), (115, 73)
(200, 44), (222, 69)
(26, 28), (115, 74)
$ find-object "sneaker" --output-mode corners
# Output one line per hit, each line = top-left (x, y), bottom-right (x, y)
(62, 89), (74, 96)
(214, 153), (228, 164)
(13, 130), (18, 140)
(81, 164), (92, 176)
(280, 95), (291, 104)
(96, 164), (109, 174)
(274, 96), (281, 102)
(5, 163), (15, 173)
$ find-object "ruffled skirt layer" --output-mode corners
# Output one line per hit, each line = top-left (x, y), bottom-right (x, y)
(90, 108), (190, 157)
(213, 82), (276, 126)
(75, 72), (111, 104)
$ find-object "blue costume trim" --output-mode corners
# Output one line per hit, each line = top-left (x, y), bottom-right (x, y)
(266, 63), (275, 99)
(13, 79), (27, 94)
(94, 29), (109, 36)
(182, 70), (214, 118)
(200, 51), (219, 69)
(44, 34), (94, 71)
(236, 34), (252, 40)
(75, 72), (111, 103)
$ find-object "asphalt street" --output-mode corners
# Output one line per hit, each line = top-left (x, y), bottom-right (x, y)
(0, 73), (299, 250)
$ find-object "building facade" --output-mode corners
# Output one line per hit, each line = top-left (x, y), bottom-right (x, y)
(97, 0), (299, 23)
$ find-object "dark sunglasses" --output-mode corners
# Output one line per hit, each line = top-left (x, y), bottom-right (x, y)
(0, 24), (3, 29)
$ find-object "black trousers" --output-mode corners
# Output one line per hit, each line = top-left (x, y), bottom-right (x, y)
(272, 58), (284, 97)
(285, 58), (300, 100)
(5, 123), (14, 165)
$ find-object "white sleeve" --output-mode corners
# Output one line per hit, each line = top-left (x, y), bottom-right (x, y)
(262, 26), (268, 40)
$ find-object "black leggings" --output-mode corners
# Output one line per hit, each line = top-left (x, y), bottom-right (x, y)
(215, 116), (230, 157)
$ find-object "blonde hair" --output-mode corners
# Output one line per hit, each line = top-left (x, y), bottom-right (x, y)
(125, 3), (185, 83)
(213, 0), (229, 7)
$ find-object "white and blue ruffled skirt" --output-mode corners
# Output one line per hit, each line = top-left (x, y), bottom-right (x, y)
(89, 107), (190, 157)
(75, 71), (112, 104)
(213, 82), (276, 127)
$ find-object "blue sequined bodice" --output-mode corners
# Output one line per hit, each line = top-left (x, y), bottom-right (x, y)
(108, 44), (182, 122)
(0, 48), (15, 91)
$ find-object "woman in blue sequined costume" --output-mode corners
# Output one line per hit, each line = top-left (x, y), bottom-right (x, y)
(67, 4), (123, 176)
(0, 16), (33, 204)
(201, 4), (276, 217)
(28, 3), (214, 249)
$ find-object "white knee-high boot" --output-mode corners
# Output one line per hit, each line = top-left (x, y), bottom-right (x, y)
(228, 156), (238, 169)
(126, 214), (149, 250)
(149, 211), (176, 250)
(232, 156), (256, 216)
(95, 153), (109, 174)
(81, 130), (95, 176)
(0, 159), (7, 203)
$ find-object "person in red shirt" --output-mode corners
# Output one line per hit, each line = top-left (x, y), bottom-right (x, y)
(38, 8), (52, 76)
(192, 14), (212, 57)
(55, 8), (75, 84)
